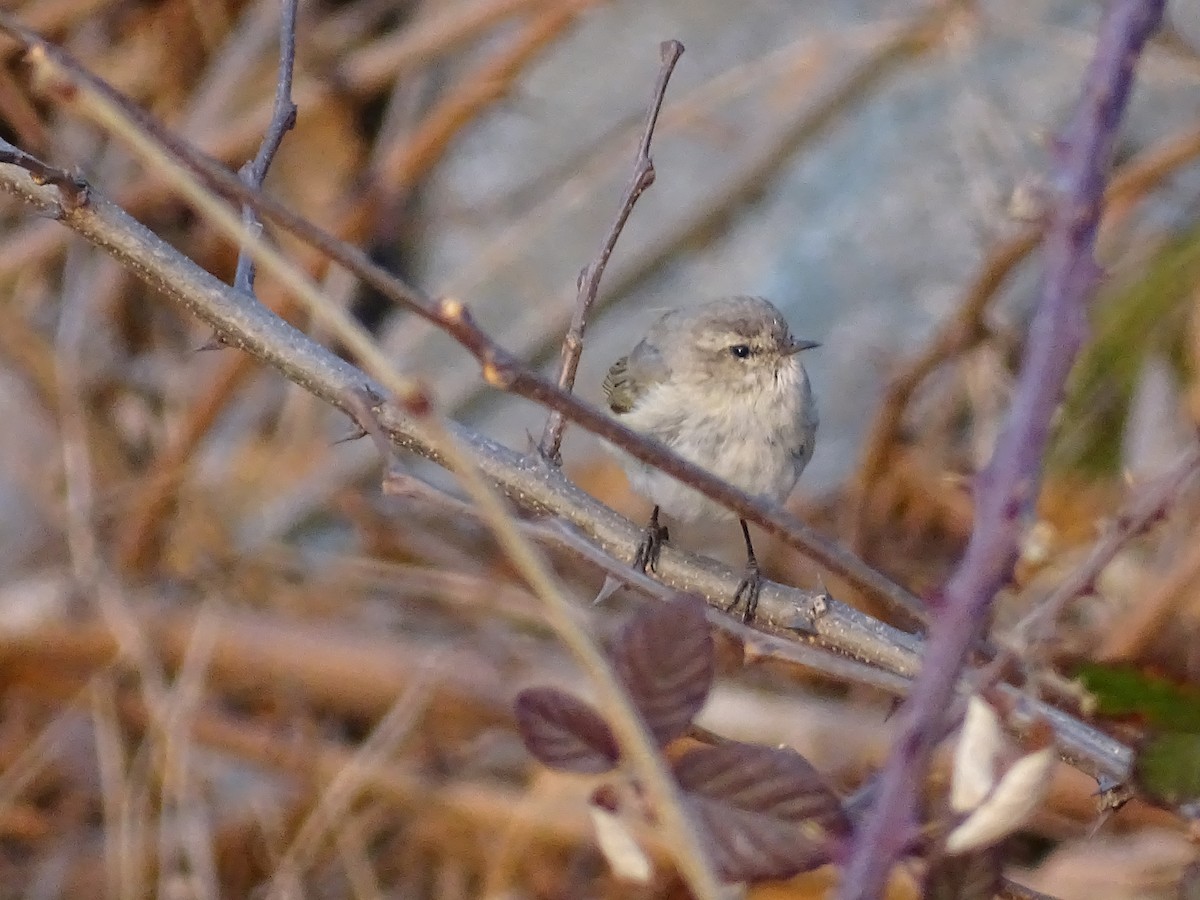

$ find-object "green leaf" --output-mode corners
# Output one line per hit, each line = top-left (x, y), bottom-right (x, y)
(1133, 732), (1200, 810)
(1075, 663), (1200, 732)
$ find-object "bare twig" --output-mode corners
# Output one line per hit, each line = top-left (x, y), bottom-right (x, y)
(542, 518), (915, 697)
(233, 0), (299, 294)
(0, 137), (87, 207)
(512, 0), (965, 383)
(538, 39), (681, 463)
(1098, 516), (1200, 661)
(839, 3), (1167, 897)
(1010, 445), (1200, 648)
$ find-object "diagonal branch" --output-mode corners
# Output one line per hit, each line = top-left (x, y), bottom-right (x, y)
(0, 13), (929, 629)
(839, 2), (1168, 896)
(538, 39), (681, 463)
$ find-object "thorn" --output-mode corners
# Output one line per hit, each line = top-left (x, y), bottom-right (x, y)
(332, 425), (367, 445)
(194, 334), (227, 352)
(593, 576), (624, 605)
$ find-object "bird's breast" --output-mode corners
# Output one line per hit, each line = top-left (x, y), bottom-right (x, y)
(613, 369), (816, 520)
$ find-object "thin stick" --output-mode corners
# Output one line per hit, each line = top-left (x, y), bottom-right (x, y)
(233, 0), (298, 294)
(1009, 445), (1200, 648)
(839, 2), (1166, 897)
(541, 519), (914, 697)
(0, 140), (87, 207)
(538, 40), (681, 463)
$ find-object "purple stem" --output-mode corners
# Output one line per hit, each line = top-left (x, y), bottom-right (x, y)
(838, 1), (1166, 896)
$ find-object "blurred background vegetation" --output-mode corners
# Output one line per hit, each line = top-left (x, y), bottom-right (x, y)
(0, 0), (1199, 896)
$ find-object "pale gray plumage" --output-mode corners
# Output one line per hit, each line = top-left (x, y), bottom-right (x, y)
(603, 295), (818, 523)
(602, 296), (819, 621)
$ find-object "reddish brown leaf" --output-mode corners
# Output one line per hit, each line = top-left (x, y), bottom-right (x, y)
(514, 688), (619, 774)
(674, 742), (846, 825)
(611, 594), (714, 746)
(673, 743), (846, 882)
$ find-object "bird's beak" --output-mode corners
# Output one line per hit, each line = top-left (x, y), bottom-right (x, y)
(785, 338), (821, 355)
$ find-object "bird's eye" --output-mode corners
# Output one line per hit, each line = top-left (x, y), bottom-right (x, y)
(729, 344), (752, 359)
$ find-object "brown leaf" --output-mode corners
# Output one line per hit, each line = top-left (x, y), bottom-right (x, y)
(514, 688), (619, 774)
(611, 594), (713, 746)
(673, 743), (846, 882)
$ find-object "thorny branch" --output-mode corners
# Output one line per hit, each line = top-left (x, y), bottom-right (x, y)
(840, 2), (1168, 897)
(233, 0), (299, 295)
(538, 39), (682, 463)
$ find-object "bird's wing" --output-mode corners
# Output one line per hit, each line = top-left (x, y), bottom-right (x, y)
(602, 339), (668, 414)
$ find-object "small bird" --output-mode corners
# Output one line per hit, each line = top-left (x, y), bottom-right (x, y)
(602, 296), (819, 621)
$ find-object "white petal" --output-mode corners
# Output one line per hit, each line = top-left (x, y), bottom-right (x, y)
(589, 805), (653, 883)
(946, 746), (1056, 854)
(950, 695), (1004, 813)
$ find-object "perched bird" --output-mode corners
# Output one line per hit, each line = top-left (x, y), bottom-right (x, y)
(602, 296), (819, 621)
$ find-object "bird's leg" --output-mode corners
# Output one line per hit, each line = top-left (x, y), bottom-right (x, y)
(728, 519), (762, 623)
(633, 505), (669, 574)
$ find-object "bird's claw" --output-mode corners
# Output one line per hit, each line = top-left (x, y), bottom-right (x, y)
(727, 561), (762, 623)
(633, 519), (669, 574)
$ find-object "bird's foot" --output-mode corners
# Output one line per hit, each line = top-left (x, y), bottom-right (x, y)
(727, 559), (762, 623)
(633, 517), (669, 574)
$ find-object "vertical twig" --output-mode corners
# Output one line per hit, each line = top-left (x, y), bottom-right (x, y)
(538, 40), (682, 464)
(233, 0), (299, 295)
(839, 2), (1167, 897)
